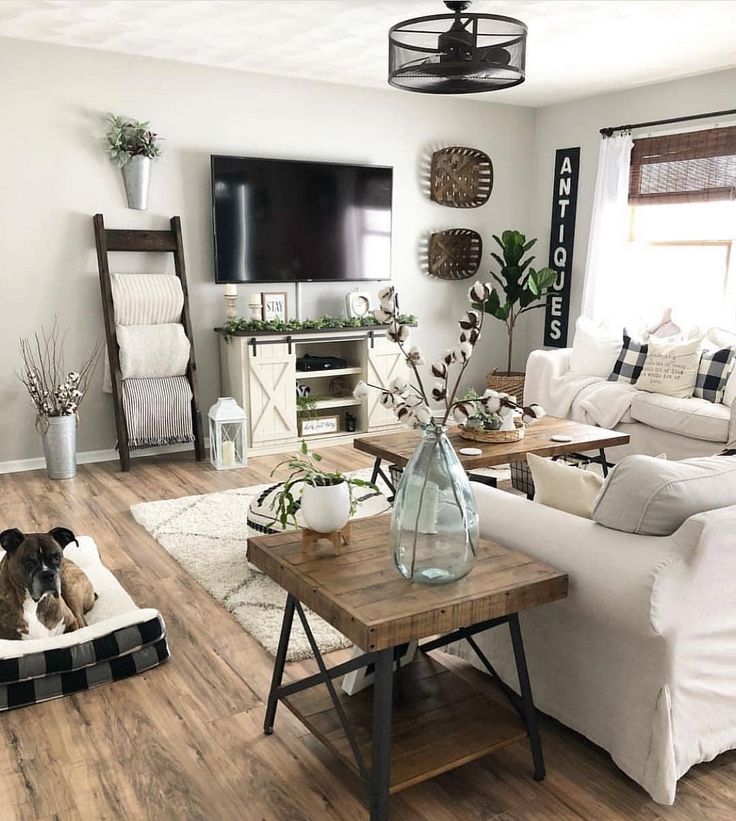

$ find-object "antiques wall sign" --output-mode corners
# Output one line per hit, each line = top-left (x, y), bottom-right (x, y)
(543, 147), (580, 347)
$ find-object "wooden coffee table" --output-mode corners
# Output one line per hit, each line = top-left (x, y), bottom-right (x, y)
(249, 516), (568, 820)
(354, 416), (630, 494)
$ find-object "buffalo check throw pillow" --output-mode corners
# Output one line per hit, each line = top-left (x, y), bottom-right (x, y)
(694, 347), (735, 403)
(608, 332), (649, 384)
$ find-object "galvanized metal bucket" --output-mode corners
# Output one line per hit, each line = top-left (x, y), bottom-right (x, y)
(41, 415), (77, 480)
(121, 155), (151, 211)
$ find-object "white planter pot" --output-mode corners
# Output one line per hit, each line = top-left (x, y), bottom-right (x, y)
(121, 155), (151, 210)
(301, 481), (351, 533)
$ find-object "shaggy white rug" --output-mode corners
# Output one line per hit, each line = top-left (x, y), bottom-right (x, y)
(130, 466), (510, 661)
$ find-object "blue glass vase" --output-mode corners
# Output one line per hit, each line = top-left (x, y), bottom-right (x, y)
(390, 424), (479, 584)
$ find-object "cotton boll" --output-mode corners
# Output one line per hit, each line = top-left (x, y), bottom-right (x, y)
(414, 405), (432, 426)
(456, 341), (473, 362)
(458, 310), (481, 330)
(453, 402), (474, 423)
(379, 392), (395, 409)
(373, 308), (393, 324)
(468, 281), (490, 303)
(403, 393), (424, 408)
(431, 382), (446, 402)
(482, 395), (501, 413)
(353, 381), (370, 399)
(377, 285), (396, 311)
(407, 345), (425, 366)
(390, 375), (410, 394)
(431, 361), (447, 379)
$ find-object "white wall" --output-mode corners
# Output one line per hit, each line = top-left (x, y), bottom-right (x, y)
(0, 37), (535, 464)
(523, 67), (736, 357)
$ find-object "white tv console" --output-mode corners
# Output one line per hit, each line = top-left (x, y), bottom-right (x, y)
(217, 326), (409, 455)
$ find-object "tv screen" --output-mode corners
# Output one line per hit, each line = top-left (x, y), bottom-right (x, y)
(211, 155), (393, 283)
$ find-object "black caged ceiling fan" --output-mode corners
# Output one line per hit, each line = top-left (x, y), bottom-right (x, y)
(388, 0), (527, 94)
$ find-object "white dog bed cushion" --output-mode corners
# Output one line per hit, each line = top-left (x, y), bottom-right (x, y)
(0, 536), (169, 710)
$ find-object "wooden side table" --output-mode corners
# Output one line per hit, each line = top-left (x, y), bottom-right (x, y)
(248, 516), (568, 820)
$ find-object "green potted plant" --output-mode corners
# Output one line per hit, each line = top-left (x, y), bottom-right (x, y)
(475, 230), (557, 401)
(270, 441), (377, 534)
(106, 114), (162, 210)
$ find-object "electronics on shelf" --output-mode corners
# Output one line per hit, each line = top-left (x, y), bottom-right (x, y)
(296, 354), (348, 372)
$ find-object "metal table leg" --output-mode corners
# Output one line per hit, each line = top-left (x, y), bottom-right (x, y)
(263, 593), (296, 734)
(370, 457), (397, 500)
(508, 613), (545, 780)
(370, 648), (394, 820)
(599, 448), (610, 477)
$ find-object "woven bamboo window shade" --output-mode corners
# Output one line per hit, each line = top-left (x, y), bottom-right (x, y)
(629, 125), (736, 205)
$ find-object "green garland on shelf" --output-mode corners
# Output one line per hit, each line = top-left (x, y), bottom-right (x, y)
(222, 313), (417, 338)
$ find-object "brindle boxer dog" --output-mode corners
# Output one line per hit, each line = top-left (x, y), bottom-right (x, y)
(0, 528), (96, 641)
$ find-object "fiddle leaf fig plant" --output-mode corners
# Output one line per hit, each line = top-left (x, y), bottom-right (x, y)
(476, 230), (558, 375)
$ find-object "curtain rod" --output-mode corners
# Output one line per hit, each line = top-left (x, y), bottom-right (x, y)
(600, 107), (736, 137)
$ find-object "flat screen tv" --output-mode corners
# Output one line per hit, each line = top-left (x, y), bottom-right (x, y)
(211, 155), (393, 283)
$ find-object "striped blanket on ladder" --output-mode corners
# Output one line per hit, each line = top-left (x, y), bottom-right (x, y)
(121, 376), (194, 449)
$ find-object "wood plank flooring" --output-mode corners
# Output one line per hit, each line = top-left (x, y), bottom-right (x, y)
(1, 445), (734, 820)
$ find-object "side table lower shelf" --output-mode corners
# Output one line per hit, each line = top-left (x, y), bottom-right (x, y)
(282, 651), (526, 794)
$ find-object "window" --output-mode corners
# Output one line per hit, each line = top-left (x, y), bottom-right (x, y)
(624, 201), (736, 329)
(619, 126), (736, 329)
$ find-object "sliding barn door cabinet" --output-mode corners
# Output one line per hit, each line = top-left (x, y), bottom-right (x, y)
(217, 327), (410, 454)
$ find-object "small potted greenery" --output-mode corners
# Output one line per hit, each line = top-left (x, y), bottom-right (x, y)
(270, 441), (377, 533)
(475, 230), (558, 401)
(296, 394), (317, 433)
(106, 114), (162, 210)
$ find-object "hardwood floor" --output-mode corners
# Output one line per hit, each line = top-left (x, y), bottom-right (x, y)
(1, 445), (734, 820)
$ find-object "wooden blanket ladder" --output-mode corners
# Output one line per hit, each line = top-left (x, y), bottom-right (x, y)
(93, 214), (206, 471)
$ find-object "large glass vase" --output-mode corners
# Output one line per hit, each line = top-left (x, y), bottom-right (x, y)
(390, 425), (479, 584)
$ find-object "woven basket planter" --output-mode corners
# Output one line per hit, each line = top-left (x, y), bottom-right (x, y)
(486, 370), (526, 404)
(459, 420), (525, 444)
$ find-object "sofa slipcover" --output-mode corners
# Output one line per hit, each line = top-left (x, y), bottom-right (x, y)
(630, 392), (730, 443)
(454, 484), (736, 804)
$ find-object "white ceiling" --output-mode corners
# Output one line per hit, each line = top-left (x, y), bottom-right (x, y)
(1, 0), (736, 106)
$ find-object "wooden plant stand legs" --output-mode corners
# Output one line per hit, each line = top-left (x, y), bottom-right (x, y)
(301, 522), (351, 555)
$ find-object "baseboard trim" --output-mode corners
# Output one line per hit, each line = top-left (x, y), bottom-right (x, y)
(0, 440), (210, 475)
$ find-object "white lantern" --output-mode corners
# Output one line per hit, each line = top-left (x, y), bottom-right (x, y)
(208, 397), (247, 470)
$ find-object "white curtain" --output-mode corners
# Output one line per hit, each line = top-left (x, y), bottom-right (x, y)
(581, 133), (634, 322)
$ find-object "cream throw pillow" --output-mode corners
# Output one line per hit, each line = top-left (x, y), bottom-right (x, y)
(592, 454), (736, 535)
(527, 453), (603, 519)
(635, 335), (702, 398)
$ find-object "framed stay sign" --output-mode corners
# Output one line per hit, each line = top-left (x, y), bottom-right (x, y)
(262, 291), (287, 322)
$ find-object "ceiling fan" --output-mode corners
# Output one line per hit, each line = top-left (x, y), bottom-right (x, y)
(388, 0), (527, 94)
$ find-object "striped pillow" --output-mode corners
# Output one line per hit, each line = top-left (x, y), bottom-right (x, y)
(694, 347), (735, 403)
(608, 332), (648, 384)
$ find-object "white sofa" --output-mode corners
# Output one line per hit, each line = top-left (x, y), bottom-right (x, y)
(455, 483), (736, 804)
(525, 348), (736, 461)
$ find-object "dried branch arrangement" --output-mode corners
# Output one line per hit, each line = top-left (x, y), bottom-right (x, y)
(353, 285), (545, 430)
(18, 321), (102, 417)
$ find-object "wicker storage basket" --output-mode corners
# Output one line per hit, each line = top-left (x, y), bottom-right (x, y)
(486, 370), (525, 404)
(459, 421), (525, 444)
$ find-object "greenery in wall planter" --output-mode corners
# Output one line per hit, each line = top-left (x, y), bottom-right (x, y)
(474, 230), (558, 375)
(106, 114), (163, 211)
(222, 313), (418, 340)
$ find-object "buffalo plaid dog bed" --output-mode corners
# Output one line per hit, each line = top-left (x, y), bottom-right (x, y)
(0, 537), (169, 711)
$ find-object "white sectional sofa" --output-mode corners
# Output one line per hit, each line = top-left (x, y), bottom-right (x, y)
(457, 482), (736, 804)
(525, 347), (735, 461)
